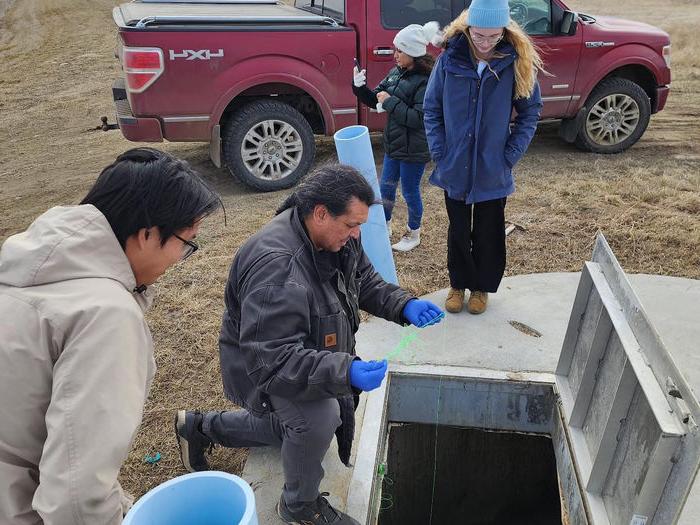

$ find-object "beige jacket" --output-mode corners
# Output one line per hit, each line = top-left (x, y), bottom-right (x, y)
(0, 205), (156, 525)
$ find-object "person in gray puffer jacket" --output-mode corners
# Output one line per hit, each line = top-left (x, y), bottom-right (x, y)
(175, 165), (443, 525)
(352, 22), (442, 253)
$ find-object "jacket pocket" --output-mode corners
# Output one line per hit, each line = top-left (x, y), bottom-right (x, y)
(503, 150), (513, 170)
(244, 345), (265, 376)
(504, 146), (519, 169)
(316, 312), (349, 353)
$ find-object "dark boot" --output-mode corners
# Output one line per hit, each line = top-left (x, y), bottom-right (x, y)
(174, 410), (213, 472)
(277, 492), (360, 524)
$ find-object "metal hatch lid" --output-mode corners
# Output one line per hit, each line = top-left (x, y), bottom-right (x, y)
(555, 233), (699, 525)
(588, 235), (699, 422)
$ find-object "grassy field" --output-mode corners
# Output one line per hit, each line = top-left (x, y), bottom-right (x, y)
(1, 0), (698, 497)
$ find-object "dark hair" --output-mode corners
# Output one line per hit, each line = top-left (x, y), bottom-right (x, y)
(413, 53), (435, 75)
(80, 148), (222, 248)
(276, 164), (376, 217)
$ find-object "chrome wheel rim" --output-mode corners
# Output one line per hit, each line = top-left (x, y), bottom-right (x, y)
(585, 94), (640, 146)
(241, 119), (303, 181)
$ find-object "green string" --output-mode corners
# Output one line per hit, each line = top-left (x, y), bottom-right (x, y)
(384, 312), (445, 361)
(375, 462), (394, 512)
(428, 376), (442, 524)
(376, 327), (424, 515)
(377, 317), (446, 519)
(384, 330), (419, 361)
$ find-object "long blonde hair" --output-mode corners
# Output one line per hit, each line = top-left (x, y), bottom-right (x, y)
(442, 9), (545, 99)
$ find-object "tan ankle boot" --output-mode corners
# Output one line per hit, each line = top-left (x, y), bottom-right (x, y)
(445, 288), (465, 313)
(467, 291), (488, 314)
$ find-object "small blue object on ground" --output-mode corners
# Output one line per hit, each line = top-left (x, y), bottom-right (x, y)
(123, 471), (258, 525)
(143, 452), (161, 464)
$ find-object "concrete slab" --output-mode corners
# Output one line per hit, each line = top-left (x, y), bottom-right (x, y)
(241, 272), (700, 524)
(243, 392), (368, 523)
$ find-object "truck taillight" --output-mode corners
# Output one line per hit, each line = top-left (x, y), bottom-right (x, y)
(122, 47), (164, 93)
(663, 45), (671, 68)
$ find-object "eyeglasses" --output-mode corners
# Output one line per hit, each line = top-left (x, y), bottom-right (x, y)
(173, 233), (199, 261)
(468, 29), (504, 45)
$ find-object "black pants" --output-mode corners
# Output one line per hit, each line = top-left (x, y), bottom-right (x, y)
(444, 193), (507, 293)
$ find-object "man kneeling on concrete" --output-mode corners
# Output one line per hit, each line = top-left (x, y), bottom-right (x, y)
(0, 148), (220, 524)
(175, 164), (443, 524)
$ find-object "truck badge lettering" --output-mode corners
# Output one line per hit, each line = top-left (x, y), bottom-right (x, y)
(585, 41), (615, 48)
(169, 49), (225, 61)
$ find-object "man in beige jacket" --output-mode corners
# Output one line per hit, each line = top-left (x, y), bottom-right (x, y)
(0, 148), (220, 524)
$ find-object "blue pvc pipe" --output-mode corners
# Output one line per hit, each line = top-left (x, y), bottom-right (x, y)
(123, 471), (258, 525)
(334, 125), (398, 285)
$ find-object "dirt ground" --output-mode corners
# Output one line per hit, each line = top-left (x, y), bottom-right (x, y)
(1, 0), (698, 498)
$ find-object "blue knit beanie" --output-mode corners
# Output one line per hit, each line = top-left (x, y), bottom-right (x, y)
(467, 0), (510, 28)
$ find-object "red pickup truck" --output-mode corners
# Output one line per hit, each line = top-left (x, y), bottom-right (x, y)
(112, 0), (671, 191)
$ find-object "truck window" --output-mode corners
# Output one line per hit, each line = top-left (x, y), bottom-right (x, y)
(382, 0), (551, 35)
(381, 0), (457, 29)
(449, 0), (553, 35)
(507, 0), (552, 35)
(295, 0), (345, 23)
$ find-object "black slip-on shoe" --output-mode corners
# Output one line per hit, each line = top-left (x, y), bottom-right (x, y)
(276, 492), (360, 524)
(174, 409), (213, 472)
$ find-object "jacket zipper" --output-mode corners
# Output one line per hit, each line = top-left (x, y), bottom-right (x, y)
(470, 76), (484, 196)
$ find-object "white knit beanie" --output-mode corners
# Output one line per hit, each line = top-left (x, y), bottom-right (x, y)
(393, 21), (443, 58)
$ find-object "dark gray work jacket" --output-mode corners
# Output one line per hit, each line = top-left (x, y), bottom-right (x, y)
(218, 207), (412, 461)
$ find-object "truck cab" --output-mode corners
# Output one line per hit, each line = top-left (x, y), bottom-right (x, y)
(112, 0), (671, 191)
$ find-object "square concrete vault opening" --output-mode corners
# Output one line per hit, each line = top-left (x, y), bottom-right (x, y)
(379, 423), (561, 524)
(348, 235), (700, 525)
(376, 373), (566, 524)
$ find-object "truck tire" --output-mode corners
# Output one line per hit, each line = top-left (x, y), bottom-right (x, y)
(223, 100), (315, 191)
(574, 77), (651, 154)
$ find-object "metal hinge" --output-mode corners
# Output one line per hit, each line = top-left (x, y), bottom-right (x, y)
(666, 377), (697, 429)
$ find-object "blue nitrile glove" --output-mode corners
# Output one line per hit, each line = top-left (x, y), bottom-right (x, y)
(349, 359), (388, 392)
(403, 299), (445, 328)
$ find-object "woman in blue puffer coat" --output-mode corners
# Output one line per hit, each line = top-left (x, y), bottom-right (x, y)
(423, 0), (544, 315)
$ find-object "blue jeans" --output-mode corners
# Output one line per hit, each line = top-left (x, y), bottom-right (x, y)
(380, 154), (426, 230)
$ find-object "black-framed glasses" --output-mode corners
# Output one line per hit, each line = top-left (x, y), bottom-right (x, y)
(173, 233), (199, 261)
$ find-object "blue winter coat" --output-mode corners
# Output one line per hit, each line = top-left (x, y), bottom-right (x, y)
(423, 33), (543, 204)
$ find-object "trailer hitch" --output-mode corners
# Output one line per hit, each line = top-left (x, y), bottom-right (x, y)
(100, 116), (119, 131)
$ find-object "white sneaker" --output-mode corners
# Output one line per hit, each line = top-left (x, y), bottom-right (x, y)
(392, 227), (420, 252)
(386, 219), (393, 237)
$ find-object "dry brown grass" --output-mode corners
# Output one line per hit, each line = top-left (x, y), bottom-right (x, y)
(0, 0), (699, 499)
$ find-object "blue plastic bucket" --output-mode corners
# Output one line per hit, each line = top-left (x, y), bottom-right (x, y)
(123, 471), (258, 525)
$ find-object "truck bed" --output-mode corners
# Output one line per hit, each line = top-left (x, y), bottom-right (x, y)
(113, 1), (337, 29)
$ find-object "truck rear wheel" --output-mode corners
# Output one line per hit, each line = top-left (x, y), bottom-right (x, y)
(223, 100), (315, 191)
(575, 78), (651, 154)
